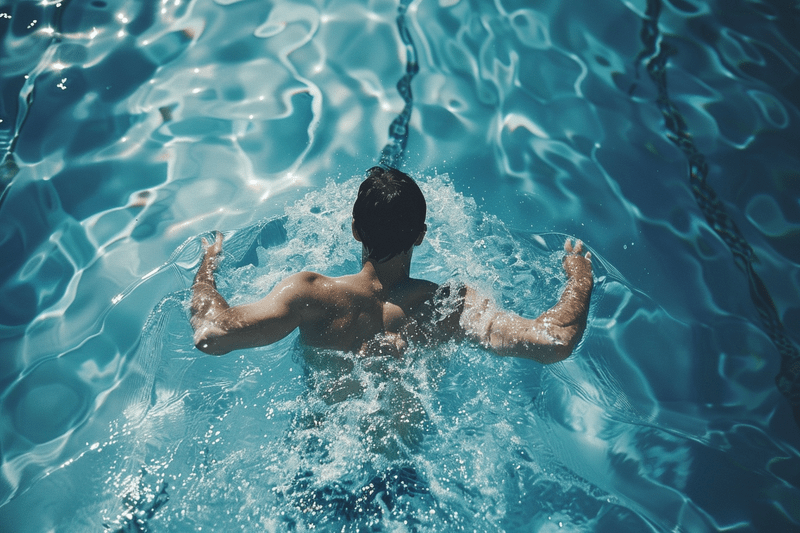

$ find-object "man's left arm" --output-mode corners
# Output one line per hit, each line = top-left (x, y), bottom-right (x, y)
(458, 238), (593, 364)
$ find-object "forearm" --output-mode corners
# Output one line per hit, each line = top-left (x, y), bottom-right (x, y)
(193, 247), (220, 289)
(191, 283), (229, 324)
(538, 271), (593, 329)
(521, 271), (593, 360)
(190, 250), (232, 351)
(190, 251), (307, 355)
(191, 251), (228, 314)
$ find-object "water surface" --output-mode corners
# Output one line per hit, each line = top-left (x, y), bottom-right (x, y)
(1, 0), (799, 531)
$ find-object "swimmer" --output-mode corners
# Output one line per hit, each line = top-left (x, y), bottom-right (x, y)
(191, 166), (593, 363)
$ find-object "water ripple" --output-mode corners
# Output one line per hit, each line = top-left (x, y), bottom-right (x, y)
(1, 0), (799, 530)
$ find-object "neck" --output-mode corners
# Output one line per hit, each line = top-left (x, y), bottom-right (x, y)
(360, 247), (413, 289)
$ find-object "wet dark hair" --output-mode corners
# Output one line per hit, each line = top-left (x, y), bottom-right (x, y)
(352, 166), (427, 263)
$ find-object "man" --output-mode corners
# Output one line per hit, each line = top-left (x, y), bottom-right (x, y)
(191, 166), (593, 363)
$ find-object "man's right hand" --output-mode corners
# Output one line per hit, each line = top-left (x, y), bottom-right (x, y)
(202, 230), (224, 262)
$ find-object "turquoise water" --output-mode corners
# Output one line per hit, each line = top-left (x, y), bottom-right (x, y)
(1, 0), (799, 531)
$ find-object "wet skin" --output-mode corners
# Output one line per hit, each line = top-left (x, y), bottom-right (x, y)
(190, 226), (593, 364)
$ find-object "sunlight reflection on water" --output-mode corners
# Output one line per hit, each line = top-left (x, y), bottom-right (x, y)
(0, 0), (799, 531)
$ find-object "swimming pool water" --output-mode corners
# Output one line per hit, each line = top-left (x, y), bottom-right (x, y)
(1, 0), (799, 531)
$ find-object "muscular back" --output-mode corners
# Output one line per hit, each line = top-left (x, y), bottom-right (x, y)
(295, 272), (449, 354)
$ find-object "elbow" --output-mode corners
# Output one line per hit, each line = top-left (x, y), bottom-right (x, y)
(191, 316), (232, 355)
(193, 331), (230, 356)
(538, 324), (582, 364)
(543, 325), (584, 364)
(504, 340), (572, 364)
(541, 343), (573, 364)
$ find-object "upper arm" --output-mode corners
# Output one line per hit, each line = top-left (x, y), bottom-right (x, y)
(194, 272), (318, 355)
(457, 286), (505, 348)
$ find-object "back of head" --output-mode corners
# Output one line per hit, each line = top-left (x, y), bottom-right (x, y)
(352, 166), (427, 263)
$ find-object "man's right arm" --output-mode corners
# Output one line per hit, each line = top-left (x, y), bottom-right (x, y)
(190, 232), (313, 355)
(458, 239), (593, 364)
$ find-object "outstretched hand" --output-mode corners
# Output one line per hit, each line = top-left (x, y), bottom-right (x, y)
(192, 230), (230, 354)
(202, 231), (224, 260)
(563, 238), (592, 280)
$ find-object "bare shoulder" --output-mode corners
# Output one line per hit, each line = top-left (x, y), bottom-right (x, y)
(281, 271), (368, 306)
(267, 271), (329, 303)
(286, 270), (324, 286)
(282, 270), (341, 286)
(265, 271), (336, 325)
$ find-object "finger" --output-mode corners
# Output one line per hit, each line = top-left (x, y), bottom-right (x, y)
(574, 239), (584, 254)
(585, 251), (592, 261)
(215, 230), (223, 243)
(564, 238), (573, 253)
